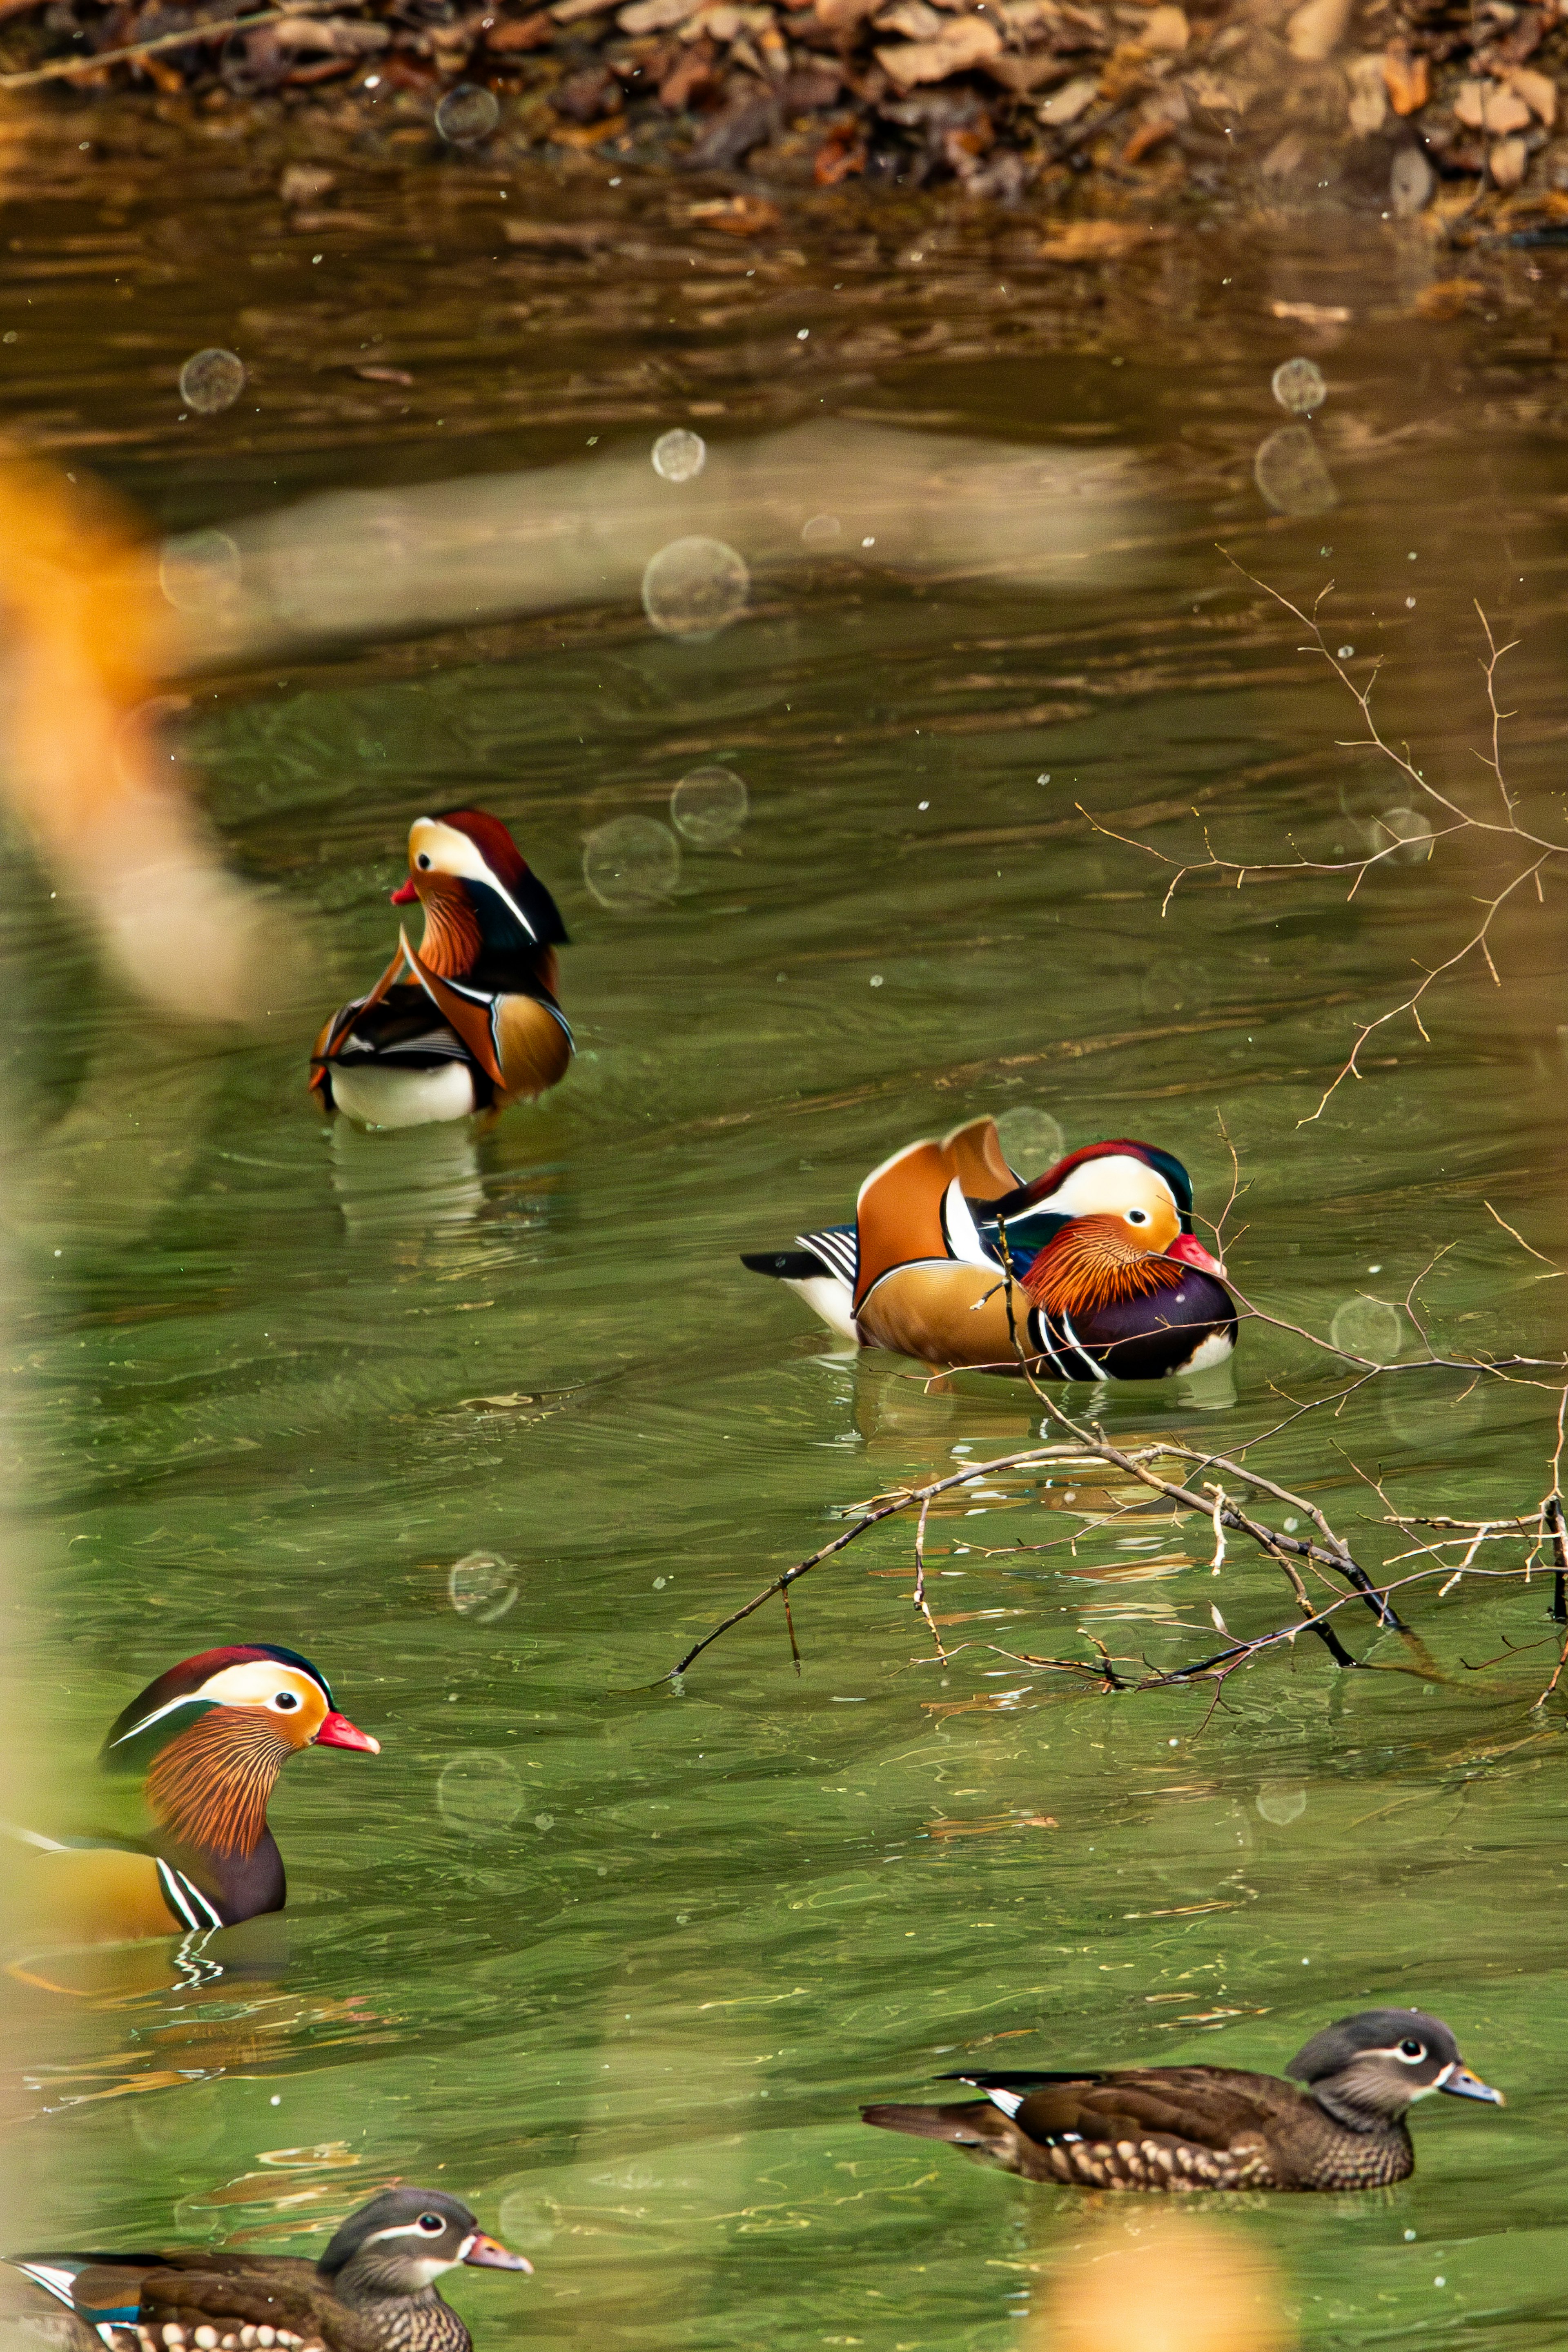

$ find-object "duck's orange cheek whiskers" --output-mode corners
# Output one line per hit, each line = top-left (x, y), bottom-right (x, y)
(1167, 1233), (1226, 1280)
(315, 1711), (380, 1754)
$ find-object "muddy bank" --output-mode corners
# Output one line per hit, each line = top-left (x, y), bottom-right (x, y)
(7, 0), (1568, 225)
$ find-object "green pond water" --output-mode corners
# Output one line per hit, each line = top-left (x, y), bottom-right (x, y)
(3, 111), (1568, 2349)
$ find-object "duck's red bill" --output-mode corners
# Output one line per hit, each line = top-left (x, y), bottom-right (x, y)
(1167, 1233), (1227, 1280)
(463, 2235), (532, 2273)
(315, 1711), (380, 1754)
(390, 878), (419, 904)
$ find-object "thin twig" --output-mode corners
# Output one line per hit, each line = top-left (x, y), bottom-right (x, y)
(0, 0), (334, 88)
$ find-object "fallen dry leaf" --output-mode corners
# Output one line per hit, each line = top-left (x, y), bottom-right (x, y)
(1381, 45), (1428, 112)
(1490, 131), (1529, 185)
(1142, 2), (1187, 47)
(876, 15), (1001, 81)
(1285, 0), (1350, 59)
(354, 365), (414, 385)
(1510, 62), (1557, 122)
(1346, 50), (1387, 133)
(688, 191), (784, 232)
(1122, 111), (1174, 158)
(548, 111), (628, 142)
(874, 0), (944, 33)
(1270, 296), (1352, 323)
(279, 163), (335, 202)
(986, 48), (1073, 87)
(814, 0), (881, 26)
(1412, 275), (1485, 319)
(1037, 69), (1099, 118)
(1040, 218), (1161, 258)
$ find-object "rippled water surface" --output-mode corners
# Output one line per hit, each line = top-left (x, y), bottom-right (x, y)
(4, 106), (1568, 2350)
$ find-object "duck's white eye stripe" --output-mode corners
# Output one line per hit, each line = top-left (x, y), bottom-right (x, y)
(361, 2222), (454, 2247)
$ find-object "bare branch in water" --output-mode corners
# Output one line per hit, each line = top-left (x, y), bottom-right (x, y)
(1079, 560), (1568, 1126)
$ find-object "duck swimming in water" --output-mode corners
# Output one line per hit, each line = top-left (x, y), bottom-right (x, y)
(311, 810), (572, 1129)
(5, 1644), (378, 1956)
(0, 2187), (531, 2352)
(862, 2008), (1502, 2192)
(742, 1115), (1235, 1380)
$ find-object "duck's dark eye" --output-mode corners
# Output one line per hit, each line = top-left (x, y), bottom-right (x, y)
(416, 853), (432, 869)
(1399, 2038), (1425, 2060)
(274, 1691), (299, 1711)
(417, 2214), (444, 2234)
(1127, 1208), (1149, 1226)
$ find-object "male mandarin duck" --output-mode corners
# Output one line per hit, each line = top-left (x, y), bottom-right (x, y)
(742, 1115), (1236, 1380)
(311, 809), (572, 1128)
(7, 1645), (377, 1954)
(0, 2188), (531, 2352)
(862, 2009), (1502, 2193)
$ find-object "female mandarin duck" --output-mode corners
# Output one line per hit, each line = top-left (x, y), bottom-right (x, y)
(1, 2187), (531, 2352)
(743, 1115), (1235, 1380)
(7, 1644), (377, 1952)
(311, 809), (572, 1128)
(862, 2009), (1502, 2193)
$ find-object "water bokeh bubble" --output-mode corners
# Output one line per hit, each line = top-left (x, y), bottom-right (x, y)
(993, 1104), (1067, 1179)
(801, 512), (842, 545)
(1255, 1785), (1307, 1826)
(583, 815), (681, 909)
(670, 764), (748, 847)
(641, 535), (749, 639)
(447, 1549), (519, 1621)
(437, 1752), (525, 1835)
(1254, 424), (1337, 517)
(1329, 1295), (1404, 1362)
(179, 347), (245, 414)
(1376, 807), (1434, 862)
(1271, 356), (1327, 415)
(133, 2080), (225, 2155)
(158, 528), (242, 613)
(652, 428), (706, 483)
(435, 82), (499, 141)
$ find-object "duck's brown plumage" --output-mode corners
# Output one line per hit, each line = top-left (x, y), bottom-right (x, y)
(862, 2009), (1502, 2194)
(1, 2190), (531, 2352)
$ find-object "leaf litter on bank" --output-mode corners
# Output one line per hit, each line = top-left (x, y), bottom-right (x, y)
(5, 0), (1568, 224)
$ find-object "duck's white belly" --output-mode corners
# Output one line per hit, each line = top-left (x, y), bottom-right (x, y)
(331, 1063), (477, 1128)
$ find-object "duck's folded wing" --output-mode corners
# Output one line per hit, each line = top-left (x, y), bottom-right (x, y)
(4, 1841), (214, 1958)
(940, 1117), (1018, 1199)
(959, 2065), (1292, 2149)
(310, 950), (409, 1082)
(399, 930), (506, 1088)
(137, 2271), (376, 2352)
(854, 1139), (998, 1314)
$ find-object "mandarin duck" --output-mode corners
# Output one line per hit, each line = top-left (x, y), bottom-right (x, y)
(862, 2009), (1502, 2192)
(311, 810), (572, 1128)
(1, 2188), (531, 2352)
(742, 1116), (1235, 1380)
(6, 1645), (377, 1955)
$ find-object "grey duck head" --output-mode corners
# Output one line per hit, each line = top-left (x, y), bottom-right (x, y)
(1288, 2009), (1503, 2131)
(317, 2190), (532, 2300)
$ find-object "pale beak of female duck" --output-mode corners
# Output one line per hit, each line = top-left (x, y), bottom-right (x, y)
(314, 1711), (381, 1754)
(390, 878), (420, 905)
(462, 2235), (534, 2272)
(1439, 2064), (1506, 2105)
(1166, 1233), (1227, 1281)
